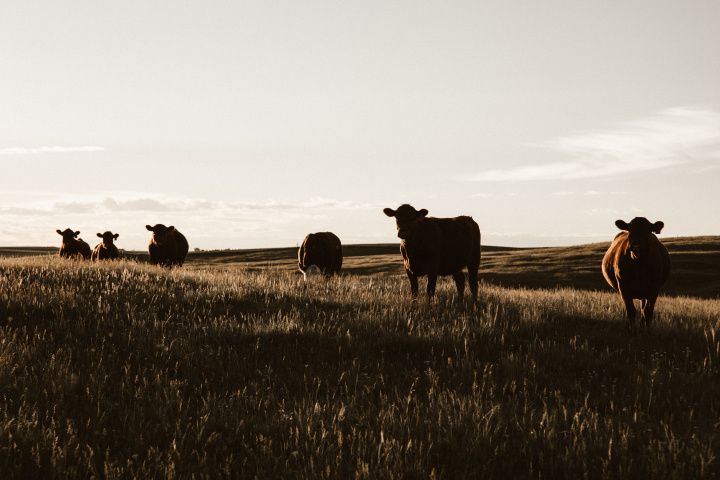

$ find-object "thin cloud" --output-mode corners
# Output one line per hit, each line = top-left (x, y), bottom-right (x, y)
(0, 195), (378, 217)
(0, 146), (105, 155)
(467, 107), (720, 182)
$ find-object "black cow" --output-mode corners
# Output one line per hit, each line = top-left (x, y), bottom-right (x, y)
(92, 231), (121, 261)
(384, 204), (481, 300)
(298, 232), (342, 280)
(56, 228), (92, 259)
(146, 224), (189, 267)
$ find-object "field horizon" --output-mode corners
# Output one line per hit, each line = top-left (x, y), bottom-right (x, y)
(3, 235), (718, 300)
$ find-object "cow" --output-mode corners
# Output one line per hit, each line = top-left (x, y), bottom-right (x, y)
(92, 231), (121, 261)
(384, 204), (481, 301)
(601, 217), (671, 329)
(298, 232), (343, 280)
(56, 228), (92, 259)
(145, 224), (189, 267)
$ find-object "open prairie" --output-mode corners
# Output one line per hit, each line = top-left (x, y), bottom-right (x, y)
(1, 237), (719, 478)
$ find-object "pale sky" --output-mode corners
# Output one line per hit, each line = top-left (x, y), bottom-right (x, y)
(2, 1), (719, 251)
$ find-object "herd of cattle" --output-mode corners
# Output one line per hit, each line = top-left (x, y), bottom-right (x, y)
(57, 224), (189, 267)
(55, 204), (672, 329)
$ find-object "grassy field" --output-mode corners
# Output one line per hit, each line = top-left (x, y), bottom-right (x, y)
(0, 238), (719, 478)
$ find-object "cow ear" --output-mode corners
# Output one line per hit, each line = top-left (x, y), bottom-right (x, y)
(168, 226), (175, 233)
(114, 233), (119, 239)
(97, 233), (103, 238)
(615, 220), (629, 231)
(146, 225), (154, 232)
(74, 231), (81, 237)
(418, 209), (428, 219)
(652, 221), (664, 234)
(57, 229), (63, 235)
(383, 208), (396, 217)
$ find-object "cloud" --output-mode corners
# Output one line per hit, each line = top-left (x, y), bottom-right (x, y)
(0, 146), (105, 155)
(0, 195), (377, 217)
(467, 107), (720, 182)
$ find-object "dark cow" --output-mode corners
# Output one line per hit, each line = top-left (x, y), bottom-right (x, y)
(92, 231), (121, 261)
(56, 228), (92, 259)
(602, 217), (671, 329)
(384, 204), (481, 301)
(298, 232), (343, 280)
(146, 224), (189, 267)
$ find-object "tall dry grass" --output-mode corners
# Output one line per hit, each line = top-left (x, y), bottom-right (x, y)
(0, 255), (719, 479)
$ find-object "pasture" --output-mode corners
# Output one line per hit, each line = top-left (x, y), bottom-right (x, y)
(0, 237), (719, 478)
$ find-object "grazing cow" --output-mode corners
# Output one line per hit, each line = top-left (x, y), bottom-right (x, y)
(92, 231), (121, 261)
(383, 204), (481, 301)
(298, 232), (343, 280)
(602, 217), (671, 329)
(56, 228), (92, 259)
(146, 224), (189, 267)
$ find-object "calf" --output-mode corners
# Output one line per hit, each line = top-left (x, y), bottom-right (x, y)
(384, 204), (481, 301)
(146, 224), (189, 267)
(602, 217), (671, 329)
(298, 232), (342, 280)
(56, 228), (92, 259)
(92, 231), (121, 261)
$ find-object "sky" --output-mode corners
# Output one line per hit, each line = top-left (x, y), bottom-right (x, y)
(2, 1), (719, 251)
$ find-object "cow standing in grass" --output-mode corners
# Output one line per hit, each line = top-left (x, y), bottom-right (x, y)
(146, 224), (189, 267)
(602, 217), (671, 329)
(56, 228), (92, 259)
(92, 231), (121, 261)
(298, 232), (342, 280)
(384, 204), (481, 301)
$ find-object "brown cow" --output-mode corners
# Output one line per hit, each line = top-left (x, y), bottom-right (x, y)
(146, 224), (189, 267)
(56, 228), (92, 259)
(92, 231), (121, 261)
(298, 232), (343, 280)
(602, 217), (671, 329)
(384, 204), (481, 301)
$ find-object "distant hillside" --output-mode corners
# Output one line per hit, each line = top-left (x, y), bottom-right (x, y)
(1, 237), (717, 299)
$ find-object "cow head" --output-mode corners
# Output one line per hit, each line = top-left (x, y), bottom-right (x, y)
(97, 231), (119, 247)
(57, 228), (80, 243)
(303, 264), (322, 281)
(383, 204), (428, 240)
(146, 224), (175, 246)
(615, 217), (664, 257)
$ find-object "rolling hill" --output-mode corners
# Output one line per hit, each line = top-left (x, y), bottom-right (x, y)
(1, 236), (718, 298)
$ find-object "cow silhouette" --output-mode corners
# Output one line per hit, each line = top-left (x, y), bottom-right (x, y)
(602, 217), (671, 329)
(146, 224), (189, 267)
(384, 204), (481, 301)
(56, 228), (92, 259)
(298, 232), (342, 280)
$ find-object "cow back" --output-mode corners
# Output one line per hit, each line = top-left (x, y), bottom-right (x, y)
(299, 232), (342, 274)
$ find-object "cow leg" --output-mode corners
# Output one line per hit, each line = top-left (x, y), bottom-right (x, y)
(620, 291), (637, 330)
(406, 269), (419, 298)
(641, 296), (658, 328)
(452, 271), (465, 301)
(426, 273), (438, 299)
(467, 263), (479, 301)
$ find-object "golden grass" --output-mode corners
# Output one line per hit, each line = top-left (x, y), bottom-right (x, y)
(1, 254), (719, 478)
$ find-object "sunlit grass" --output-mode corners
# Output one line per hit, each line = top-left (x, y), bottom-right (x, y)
(1, 255), (719, 478)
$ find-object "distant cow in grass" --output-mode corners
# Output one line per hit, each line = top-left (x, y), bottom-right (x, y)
(298, 232), (342, 280)
(92, 231), (121, 261)
(146, 224), (189, 267)
(56, 228), (92, 259)
(602, 217), (671, 329)
(383, 204), (481, 301)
